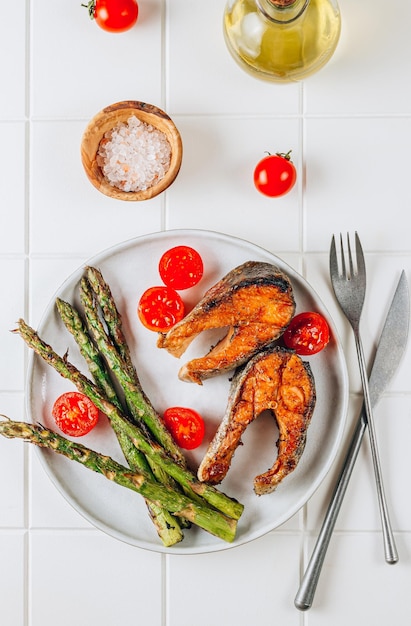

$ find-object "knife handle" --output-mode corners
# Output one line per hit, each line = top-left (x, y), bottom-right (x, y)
(294, 414), (367, 611)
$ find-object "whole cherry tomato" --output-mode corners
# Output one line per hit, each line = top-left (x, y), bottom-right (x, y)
(52, 391), (99, 437)
(283, 311), (330, 356)
(163, 407), (205, 450)
(83, 0), (139, 33)
(159, 245), (204, 290)
(138, 286), (185, 332)
(254, 151), (297, 197)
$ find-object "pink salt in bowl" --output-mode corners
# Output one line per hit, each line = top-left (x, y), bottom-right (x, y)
(81, 101), (183, 201)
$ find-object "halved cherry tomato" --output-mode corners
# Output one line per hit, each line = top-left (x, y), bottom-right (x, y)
(283, 311), (330, 356)
(254, 151), (297, 197)
(83, 0), (139, 33)
(138, 286), (185, 331)
(52, 391), (99, 437)
(159, 245), (204, 290)
(163, 407), (205, 450)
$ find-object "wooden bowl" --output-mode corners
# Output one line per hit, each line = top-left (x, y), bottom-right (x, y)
(81, 101), (183, 201)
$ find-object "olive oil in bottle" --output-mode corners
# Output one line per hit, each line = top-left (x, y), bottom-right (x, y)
(223, 0), (341, 83)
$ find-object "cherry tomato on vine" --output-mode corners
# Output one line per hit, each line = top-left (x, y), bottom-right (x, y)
(83, 0), (139, 33)
(163, 407), (205, 450)
(283, 312), (330, 356)
(138, 286), (185, 332)
(254, 151), (297, 197)
(159, 245), (204, 290)
(52, 391), (99, 437)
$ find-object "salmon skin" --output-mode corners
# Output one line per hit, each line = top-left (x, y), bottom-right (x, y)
(157, 261), (296, 384)
(197, 346), (316, 495)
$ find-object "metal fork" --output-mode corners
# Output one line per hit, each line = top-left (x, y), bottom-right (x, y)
(330, 232), (398, 564)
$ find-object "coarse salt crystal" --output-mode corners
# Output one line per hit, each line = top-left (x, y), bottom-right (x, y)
(97, 115), (172, 192)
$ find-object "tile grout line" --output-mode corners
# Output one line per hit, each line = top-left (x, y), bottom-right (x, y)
(298, 82), (307, 626)
(161, 0), (168, 233)
(25, 2), (32, 625)
(299, 82), (305, 258)
(161, 5), (168, 626)
(162, 553), (168, 626)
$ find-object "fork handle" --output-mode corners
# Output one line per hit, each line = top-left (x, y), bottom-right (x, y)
(294, 415), (367, 610)
(354, 330), (399, 565)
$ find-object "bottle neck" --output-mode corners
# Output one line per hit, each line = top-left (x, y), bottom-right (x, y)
(256, 0), (310, 24)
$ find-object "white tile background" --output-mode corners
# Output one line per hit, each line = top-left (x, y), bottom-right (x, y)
(1, 0), (411, 624)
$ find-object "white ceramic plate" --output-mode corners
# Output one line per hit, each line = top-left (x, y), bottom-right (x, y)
(27, 229), (349, 554)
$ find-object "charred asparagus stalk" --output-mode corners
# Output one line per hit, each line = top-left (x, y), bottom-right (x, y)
(55, 297), (122, 411)
(79, 276), (185, 465)
(77, 278), (191, 515)
(55, 297), (185, 546)
(85, 266), (140, 386)
(84, 266), (190, 494)
(0, 418), (238, 543)
(15, 319), (244, 522)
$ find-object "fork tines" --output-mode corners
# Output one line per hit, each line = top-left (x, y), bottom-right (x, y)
(331, 232), (365, 280)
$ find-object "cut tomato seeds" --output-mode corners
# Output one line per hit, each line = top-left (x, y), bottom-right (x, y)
(52, 391), (99, 437)
(138, 285), (185, 331)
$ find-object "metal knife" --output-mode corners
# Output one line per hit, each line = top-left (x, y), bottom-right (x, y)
(294, 270), (410, 611)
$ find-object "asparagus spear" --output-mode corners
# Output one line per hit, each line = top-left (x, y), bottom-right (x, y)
(55, 297), (185, 546)
(55, 297), (122, 411)
(56, 296), (188, 528)
(0, 418), (237, 543)
(56, 296), (148, 471)
(77, 279), (190, 513)
(85, 266), (140, 385)
(15, 319), (244, 522)
(80, 276), (185, 465)
(83, 268), (198, 510)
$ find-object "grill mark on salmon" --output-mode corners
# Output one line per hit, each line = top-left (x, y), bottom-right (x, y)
(157, 261), (296, 384)
(197, 346), (316, 495)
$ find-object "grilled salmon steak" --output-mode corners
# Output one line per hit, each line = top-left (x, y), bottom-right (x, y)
(197, 346), (316, 495)
(157, 261), (296, 384)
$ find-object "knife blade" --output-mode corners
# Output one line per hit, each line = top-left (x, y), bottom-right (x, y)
(295, 270), (410, 611)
